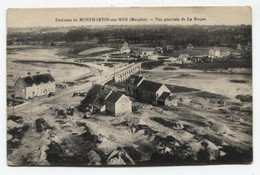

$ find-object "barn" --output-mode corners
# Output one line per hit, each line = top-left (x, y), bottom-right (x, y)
(136, 80), (171, 105)
(14, 73), (55, 99)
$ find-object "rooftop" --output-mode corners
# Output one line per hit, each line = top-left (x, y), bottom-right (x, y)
(138, 80), (164, 93)
(80, 84), (112, 109)
(106, 91), (124, 104)
(22, 73), (55, 87)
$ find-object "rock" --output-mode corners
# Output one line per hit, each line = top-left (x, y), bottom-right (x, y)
(106, 147), (135, 165)
(35, 118), (51, 132)
(210, 123), (230, 135)
(87, 150), (102, 165)
(236, 95), (252, 102)
(7, 115), (23, 123)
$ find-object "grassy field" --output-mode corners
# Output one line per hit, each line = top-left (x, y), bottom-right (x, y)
(78, 47), (116, 56)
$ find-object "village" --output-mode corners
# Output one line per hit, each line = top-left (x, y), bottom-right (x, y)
(7, 25), (252, 166)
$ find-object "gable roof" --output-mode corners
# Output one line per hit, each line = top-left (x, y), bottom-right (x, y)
(187, 43), (193, 48)
(158, 92), (171, 102)
(138, 80), (164, 93)
(80, 84), (112, 109)
(106, 91), (125, 104)
(21, 73), (55, 87)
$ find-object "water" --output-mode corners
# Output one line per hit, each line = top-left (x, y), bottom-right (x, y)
(142, 70), (252, 101)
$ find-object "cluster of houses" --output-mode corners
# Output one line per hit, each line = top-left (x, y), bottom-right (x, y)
(168, 44), (226, 64)
(109, 42), (165, 60)
(125, 75), (177, 106)
(236, 42), (252, 51)
(80, 74), (178, 116)
(79, 84), (132, 116)
(14, 72), (56, 99)
(109, 42), (247, 63)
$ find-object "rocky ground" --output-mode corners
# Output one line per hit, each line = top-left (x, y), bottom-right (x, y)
(7, 84), (252, 166)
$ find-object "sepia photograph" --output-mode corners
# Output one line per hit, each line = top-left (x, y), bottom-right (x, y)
(6, 7), (253, 167)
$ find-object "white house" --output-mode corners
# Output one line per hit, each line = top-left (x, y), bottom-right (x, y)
(14, 73), (55, 99)
(187, 43), (194, 50)
(106, 91), (132, 116)
(178, 54), (190, 63)
(208, 48), (221, 58)
(140, 49), (154, 58)
(237, 43), (242, 51)
(148, 55), (159, 60)
(120, 42), (131, 54)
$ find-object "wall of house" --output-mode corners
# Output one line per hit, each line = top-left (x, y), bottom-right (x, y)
(156, 85), (171, 100)
(165, 98), (178, 107)
(125, 83), (136, 97)
(125, 77), (144, 98)
(138, 89), (157, 104)
(106, 101), (115, 114)
(209, 49), (221, 58)
(14, 78), (26, 99)
(25, 82), (55, 99)
(115, 96), (132, 115)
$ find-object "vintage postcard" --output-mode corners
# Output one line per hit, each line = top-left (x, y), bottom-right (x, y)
(6, 7), (252, 166)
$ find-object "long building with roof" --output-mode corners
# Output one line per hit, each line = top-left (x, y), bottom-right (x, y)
(14, 73), (55, 99)
(136, 80), (171, 105)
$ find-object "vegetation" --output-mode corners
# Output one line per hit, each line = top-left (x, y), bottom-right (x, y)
(8, 25), (251, 48)
(163, 66), (178, 70)
(141, 60), (165, 70)
(178, 57), (252, 70)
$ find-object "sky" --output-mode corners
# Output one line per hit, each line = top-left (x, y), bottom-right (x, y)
(7, 7), (252, 28)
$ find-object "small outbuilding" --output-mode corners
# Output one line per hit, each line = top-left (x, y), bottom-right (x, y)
(157, 92), (178, 107)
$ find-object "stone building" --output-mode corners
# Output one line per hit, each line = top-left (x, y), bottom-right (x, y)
(14, 73), (55, 99)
